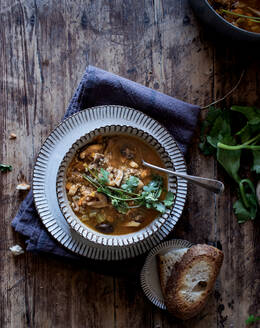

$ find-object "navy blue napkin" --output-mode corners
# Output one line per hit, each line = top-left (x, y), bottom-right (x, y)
(12, 65), (200, 259)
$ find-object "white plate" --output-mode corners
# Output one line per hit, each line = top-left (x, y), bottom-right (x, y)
(140, 239), (193, 309)
(33, 105), (187, 260)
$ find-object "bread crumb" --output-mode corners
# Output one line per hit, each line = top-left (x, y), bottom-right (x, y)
(9, 245), (24, 256)
(9, 133), (17, 139)
(16, 183), (30, 191)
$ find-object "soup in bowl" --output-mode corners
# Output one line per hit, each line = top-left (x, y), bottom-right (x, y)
(208, 0), (260, 33)
(65, 134), (173, 235)
(56, 126), (177, 244)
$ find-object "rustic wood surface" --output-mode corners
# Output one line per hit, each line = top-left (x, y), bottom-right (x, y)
(0, 0), (259, 327)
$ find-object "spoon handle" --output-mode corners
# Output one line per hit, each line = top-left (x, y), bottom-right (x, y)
(142, 160), (224, 194)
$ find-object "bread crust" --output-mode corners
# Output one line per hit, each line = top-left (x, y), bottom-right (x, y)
(165, 244), (224, 320)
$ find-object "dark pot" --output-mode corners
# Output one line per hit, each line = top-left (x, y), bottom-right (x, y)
(189, 0), (260, 43)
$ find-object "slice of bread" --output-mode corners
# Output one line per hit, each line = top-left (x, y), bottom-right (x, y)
(157, 247), (189, 297)
(165, 244), (224, 320)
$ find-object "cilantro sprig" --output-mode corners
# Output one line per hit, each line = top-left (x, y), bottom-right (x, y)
(220, 9), (260, 24)
(82, 168), (174, 214)
(99, 168), (110, 184)
(121, 176), (139, 192)
(200, 106), (260, 223)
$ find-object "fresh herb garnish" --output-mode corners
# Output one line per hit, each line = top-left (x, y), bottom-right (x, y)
(163, 191), (175, 207)
(233, 179), (258, 223)
(111, 198), (129, 214)
(98, 168), (110, 184)
(252, 150), (260, 174)
(153, 202), (166, 213)
(121, 176), (139, 192)
(220, 9), (260, 24)
(140, 175), (164, 210)
(83, 172), (174, 214)
(0, 164), (12, 172)
(200, 106), (260, 223)
(246, 314), (260, 325)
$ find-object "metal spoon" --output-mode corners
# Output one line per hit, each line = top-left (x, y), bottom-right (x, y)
(142, 160), (224, 194)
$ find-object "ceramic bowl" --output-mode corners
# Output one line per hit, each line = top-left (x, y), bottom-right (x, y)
(189, 0), (260, 43)
(33, 105), (187, 259)
(56, 125), (184, 248)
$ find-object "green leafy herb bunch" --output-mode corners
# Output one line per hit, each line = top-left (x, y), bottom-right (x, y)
(200, 106), (260, 223)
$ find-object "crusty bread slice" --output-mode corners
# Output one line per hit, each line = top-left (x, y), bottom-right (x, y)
(157, 247), (189, 297)
(165, 244), (224, 320)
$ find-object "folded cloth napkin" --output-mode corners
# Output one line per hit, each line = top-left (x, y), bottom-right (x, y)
(12, 65), (200, 260)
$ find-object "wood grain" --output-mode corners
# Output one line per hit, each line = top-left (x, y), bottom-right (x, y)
(0, 0), (259, 327)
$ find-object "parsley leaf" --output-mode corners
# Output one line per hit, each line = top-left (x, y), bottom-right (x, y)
(121, 176), (139, 192)
(98, 168), (109, 184)
(200, 107), (222, 155)
(163, 191), (175, 207)
(142, 176), (163, 199)
(141, 175), (167, 211)
(233, 198), (257, 223)
(207, 113), (232, 149)
(234, 179), (258, 223)
(111, 199), (128, 214)
(153, 202), (166, 213)
(252, 150), (260, 174)
(83, 172), (174, 214)
(245, 315), (260, 325)
(217, 135), (241, 183)
(0, 164), (12, 172)
(199, 105), (260, 223)
(231, 106), (260, 125)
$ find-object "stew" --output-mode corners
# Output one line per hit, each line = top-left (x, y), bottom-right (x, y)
(209, 0), (260, 33)
(65, 134), (174, 235)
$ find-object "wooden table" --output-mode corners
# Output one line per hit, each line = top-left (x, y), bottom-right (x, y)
(1, 0), (259, 327)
